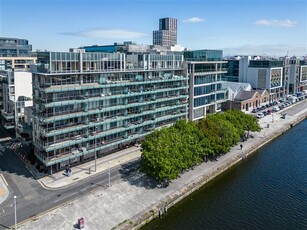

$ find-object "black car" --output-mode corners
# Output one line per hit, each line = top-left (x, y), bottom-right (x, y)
(252, 108), (258, 113)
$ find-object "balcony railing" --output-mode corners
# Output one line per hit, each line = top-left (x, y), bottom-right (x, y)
(36, 111), (186, 152)
(1, 109), (14, 119)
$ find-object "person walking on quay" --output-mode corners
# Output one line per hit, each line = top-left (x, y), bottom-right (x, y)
(240, 144), (243, 150)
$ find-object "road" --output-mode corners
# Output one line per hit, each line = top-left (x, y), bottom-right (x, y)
(0, 100), (306, 229)
(0, 124), (139, 229)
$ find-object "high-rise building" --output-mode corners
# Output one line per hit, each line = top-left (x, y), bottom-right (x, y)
(184, 50), (228, 120)
(31, 50), (188, 172)
(153, 18), (177, 47)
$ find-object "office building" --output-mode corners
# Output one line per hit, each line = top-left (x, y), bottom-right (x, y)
(225, 59), (240, 82)
(184, 50), (228, 120)
(288, 56), (307, 93)
(238, 58), (284, 102)
(0, 37), (32, 57)
(31, 50), (188, 172)
(299, 65), (307, 91)
(281, 56), (290, 98)
(153, 18), (177, 47)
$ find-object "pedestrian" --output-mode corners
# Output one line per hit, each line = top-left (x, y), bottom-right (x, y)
(240, 144), (243, 150)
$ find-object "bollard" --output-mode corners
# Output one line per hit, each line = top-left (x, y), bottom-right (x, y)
(89, 168), (91, 174)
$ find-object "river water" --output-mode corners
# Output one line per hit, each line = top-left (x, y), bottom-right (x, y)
(143, 119), (307, 230)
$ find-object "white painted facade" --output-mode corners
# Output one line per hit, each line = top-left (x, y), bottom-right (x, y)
(1, 71), (33, 129)
(246, 67), (283, 90)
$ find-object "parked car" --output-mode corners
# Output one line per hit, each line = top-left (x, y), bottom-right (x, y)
(252, 108), (258, 113)
(257, 112), (265, 119)
(272, 106), (280, 112)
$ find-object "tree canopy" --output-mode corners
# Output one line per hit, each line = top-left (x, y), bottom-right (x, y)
(140, 110), (261, 182)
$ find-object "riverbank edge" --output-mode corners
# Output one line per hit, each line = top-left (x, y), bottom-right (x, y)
(116, 112), (307, 230)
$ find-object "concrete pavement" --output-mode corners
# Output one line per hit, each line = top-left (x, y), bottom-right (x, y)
(0, 174), (9, 205)
(0, 134), (11, 206)
(16, 101), (307, 230)
(35, 146), (141, 189)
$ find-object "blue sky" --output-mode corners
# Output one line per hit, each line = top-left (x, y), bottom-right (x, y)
(0, 0), (306, 56)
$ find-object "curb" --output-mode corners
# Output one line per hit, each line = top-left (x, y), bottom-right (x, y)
(38, 156), (141, 190)
(115, 111), (307, 229)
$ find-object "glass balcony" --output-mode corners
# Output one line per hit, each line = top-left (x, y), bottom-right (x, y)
(4, 122), (15, 129)
(42, 77), (188, 93)
(1, 109), (14, 120)
(40, 109), (186, 153)
(43, 86), (187, 108)
(43, 91), (187, 122)
(41, 113), (185, 166)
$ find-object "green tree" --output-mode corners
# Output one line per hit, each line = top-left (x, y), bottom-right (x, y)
(141, 120), (211, 181)
(140, 110), (261, 182)
(198, 114), (239, 155)
(219, 110), (261, 137)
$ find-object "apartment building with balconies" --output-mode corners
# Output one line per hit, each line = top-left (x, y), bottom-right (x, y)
(0, 70), (33, 130)
(32, 50), (188, 172)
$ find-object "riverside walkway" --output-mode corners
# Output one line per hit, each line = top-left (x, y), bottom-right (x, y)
(18, 101), (307, 230)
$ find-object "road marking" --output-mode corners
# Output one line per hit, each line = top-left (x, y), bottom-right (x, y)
(0, 188), (6, 196)
(0, 173), (9, 187)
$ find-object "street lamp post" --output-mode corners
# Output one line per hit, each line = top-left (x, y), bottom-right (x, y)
(108, 161), (111, 187)
(14, 195), (17, 230)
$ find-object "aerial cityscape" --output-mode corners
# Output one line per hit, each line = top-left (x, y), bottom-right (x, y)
(0, 0), (306, 229)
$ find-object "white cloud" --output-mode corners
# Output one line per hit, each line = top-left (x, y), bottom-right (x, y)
(61, 29), (148, 39)
(255, 19), (297, 27)
(183, 17), (205, 23)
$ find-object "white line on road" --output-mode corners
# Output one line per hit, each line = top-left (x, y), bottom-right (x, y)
(0, 173), (9, 186)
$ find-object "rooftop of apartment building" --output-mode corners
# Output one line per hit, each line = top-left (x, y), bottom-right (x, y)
(32, 50), (184, 75)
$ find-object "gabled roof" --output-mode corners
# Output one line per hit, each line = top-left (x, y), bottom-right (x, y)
(234, 91), (259, 101)
(221, 81), (251, 93)
(256, 89), (268, 96)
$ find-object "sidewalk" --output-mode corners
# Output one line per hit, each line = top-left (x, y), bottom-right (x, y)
(33, 146), (141, 189)
(18, 101), (307, 230)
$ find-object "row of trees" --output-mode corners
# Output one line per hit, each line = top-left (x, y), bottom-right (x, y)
(140, 110), (261, 182)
